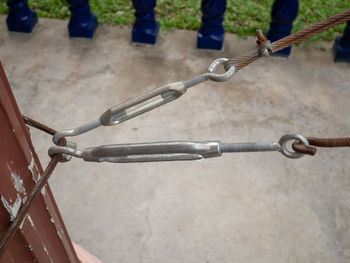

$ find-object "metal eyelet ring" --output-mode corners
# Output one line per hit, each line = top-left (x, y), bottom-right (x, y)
(207, 58), (229, 72)
(206, 58), (236, 82)
(279, 134), (310, 159)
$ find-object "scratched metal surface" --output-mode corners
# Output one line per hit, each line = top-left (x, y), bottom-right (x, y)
(0, 63), (79, 263)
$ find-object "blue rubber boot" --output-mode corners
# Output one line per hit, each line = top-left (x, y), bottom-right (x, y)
(197, 0), (226, 50)
(6, 0), (37, 33)
(67, 0), (98, 38)
(266, 0), (299, 57)
(333, 21), (350, 62)
(132, 0), (158, 45)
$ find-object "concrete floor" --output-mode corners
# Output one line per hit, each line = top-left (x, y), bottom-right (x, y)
(1, 16), (350, 263)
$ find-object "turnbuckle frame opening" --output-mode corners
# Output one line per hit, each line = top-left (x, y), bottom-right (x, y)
(99, 81), (187, 126)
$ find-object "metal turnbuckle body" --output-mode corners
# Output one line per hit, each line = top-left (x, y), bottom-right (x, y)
(48, 134), (310, 163)
(82, 141), (221, 163)
(51, 57), (237, 162)
(100, 81), (187, 126)
(48, 141), (221, 163)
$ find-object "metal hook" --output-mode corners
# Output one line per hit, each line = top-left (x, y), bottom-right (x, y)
(53, 120), (101, 145)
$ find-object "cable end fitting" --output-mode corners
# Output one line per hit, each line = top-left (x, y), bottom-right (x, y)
(256, 30), (272, 57)
(292, 142), (317, 156)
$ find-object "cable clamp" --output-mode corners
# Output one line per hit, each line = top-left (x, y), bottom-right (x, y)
(256, 30), (273, 57)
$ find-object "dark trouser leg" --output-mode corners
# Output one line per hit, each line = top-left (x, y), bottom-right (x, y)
(132, 0), (158, 45)
(6, 0), (37, 33)
(266, 0), (299, 56)
(67, 0), (98, 38)
(197, 0), (226, 50)
(334, 21), (350, 62)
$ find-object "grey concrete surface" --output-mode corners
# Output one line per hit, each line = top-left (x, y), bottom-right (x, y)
(1, 16), (350, 263)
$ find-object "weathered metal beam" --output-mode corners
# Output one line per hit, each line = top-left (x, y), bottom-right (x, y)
(0, 61), (80, 263)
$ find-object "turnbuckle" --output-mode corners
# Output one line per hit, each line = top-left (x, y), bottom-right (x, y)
(48, 134), (310, 163)
(49, 141), (221, 163)
(52, 58), (235, 146)
(100, 81), (186, 126)
(48, 58), (312, 163)
(50, 58), (236, 162)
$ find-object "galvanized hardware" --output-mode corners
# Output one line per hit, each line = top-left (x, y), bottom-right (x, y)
(52, 58), (236, 149)
(99, 81), (187, 126)
(51, 58), (236, 163)
(53, 119), (101, 145)
(48, 134), (310, 163)
(53, 81), (187, 145)
(278, 134), (309, 159)
(48, 57), (310, 163)
(48, 57), (311, 163)
(83, 141), (220, 163)
(99, 58), (235, 128)
(48, 141), (221, 163)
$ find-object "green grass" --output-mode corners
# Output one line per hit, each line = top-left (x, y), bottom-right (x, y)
(1, 0), (349, 42)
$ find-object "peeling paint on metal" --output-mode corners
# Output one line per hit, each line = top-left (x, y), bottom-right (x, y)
(7, 163), (13, 174)
(57, 230), (62, 240)
(19, 214), (28, 229)
(11, 173), (26, 193)
(1, 194), (22, 221)
(43, 245), (49, 255)
(43, 245), (54, 263)
(28, 151), (39, 183)
(50, 218), (54, 223)
(41, 186), (46, 196)
(27, 215), (35, 229)
(6, 165), (28, 203)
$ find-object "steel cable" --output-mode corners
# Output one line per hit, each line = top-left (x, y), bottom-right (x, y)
(224, 8), (350, 71)
(293, 137), (350, 156)
(0, 116), (65, 258)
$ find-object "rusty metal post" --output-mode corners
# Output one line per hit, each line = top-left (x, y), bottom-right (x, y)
(0, 61), (80, 263)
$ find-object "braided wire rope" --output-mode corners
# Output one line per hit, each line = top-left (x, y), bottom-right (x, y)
(224, 8), (350, 71)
